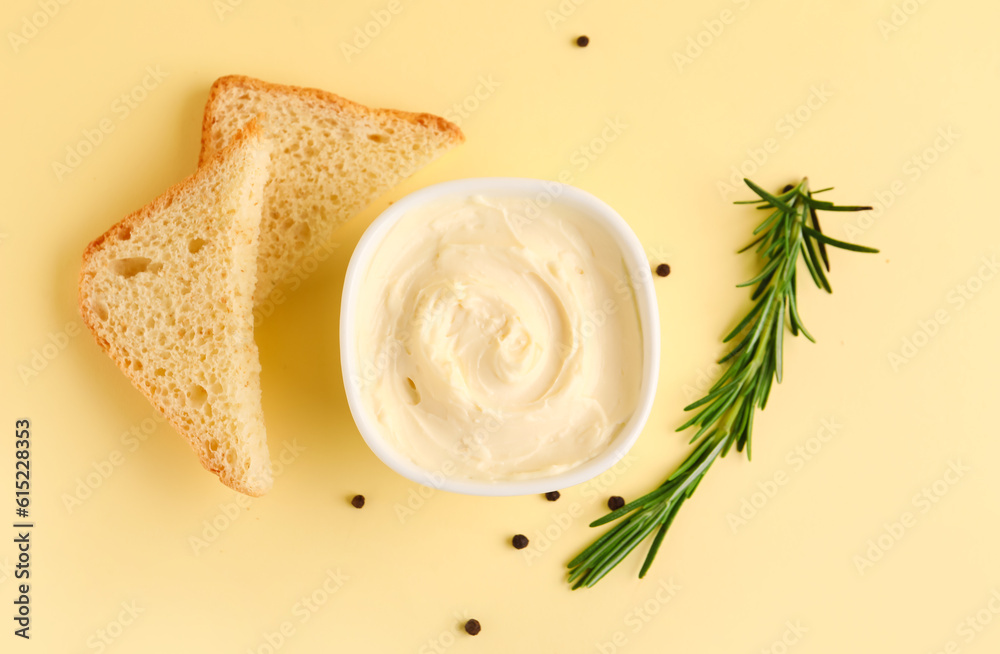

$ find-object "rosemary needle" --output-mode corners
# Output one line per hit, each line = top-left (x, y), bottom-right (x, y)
(567, 177), (877, 589)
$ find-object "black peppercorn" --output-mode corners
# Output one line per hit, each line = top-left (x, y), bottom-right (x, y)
(576, 35), (590, 47)
(607, 495), (625, 511)
(655, 263), (671, 277)
(545, 491), (561, 501)
(350, 494), (365, 508)
(465, 619), (482, 635)
(512, 534), (529, 549)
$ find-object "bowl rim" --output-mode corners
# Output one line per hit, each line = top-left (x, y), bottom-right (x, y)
(340, 177), (660, 496)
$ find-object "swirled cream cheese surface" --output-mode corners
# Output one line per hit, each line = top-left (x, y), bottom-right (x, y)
(354, 194), (643, 481)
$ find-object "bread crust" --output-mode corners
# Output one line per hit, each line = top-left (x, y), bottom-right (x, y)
(197, 74), (464, 167)
(84, 118), (263, 265)
(78, 119), (270, 497)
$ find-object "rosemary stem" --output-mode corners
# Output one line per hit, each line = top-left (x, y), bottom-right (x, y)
(566, 178), (877, 588)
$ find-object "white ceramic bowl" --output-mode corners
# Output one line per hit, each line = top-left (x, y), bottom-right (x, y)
(340, 178), (660, 496)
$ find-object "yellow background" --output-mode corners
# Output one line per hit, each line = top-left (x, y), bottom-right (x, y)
(3, 0), (999, 651)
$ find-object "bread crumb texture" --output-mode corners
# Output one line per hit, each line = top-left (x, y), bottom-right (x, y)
(79, 124), (274, 496)
(200, 75), (464, 301)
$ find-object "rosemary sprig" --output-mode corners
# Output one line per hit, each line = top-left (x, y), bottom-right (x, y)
(567, 177), (877, 589)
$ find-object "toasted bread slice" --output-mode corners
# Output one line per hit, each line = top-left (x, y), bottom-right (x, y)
(79, 121), (274, 496)
(198, 75), (464, 301)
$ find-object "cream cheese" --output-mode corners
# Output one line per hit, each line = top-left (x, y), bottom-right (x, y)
(354, 194), (643, 481)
